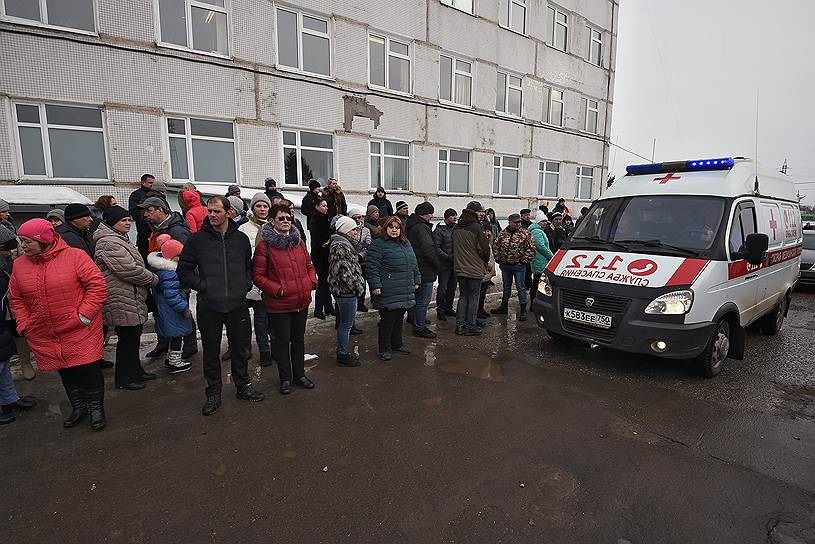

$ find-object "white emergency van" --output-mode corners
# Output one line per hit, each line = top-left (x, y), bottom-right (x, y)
(532, 157), (801, 377)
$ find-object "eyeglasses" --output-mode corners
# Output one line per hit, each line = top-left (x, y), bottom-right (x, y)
(275, 216), (293, 222)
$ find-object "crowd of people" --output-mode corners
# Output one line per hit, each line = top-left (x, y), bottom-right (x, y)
(0, 176), (589, 428)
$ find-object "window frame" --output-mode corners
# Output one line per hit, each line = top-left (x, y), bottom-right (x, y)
(439, 0), (474, 15)
(538, 160), (560, 198)
(499, 0), (527, 35)
(544, 86), (564, 127)
(369, 139), (411, 192)
(575, 166), (594, 201)
(547, 6), (568, 52)
(438, 148), (471, 195)
(155, 0), (231, 59)
(583, 98), (600, 133)
(11, 100), (110, 182)
(367, 32), (413, 96)
(587, 26), (603, 66)
(280, 128), (335, 187)
(165, 114), (238, 185)
(493, 155), (521, 197)
(496, 69), (523, 118)
(0, 0), (98, 35)
(728, 200), (757, 257)
(438, 52), (474, 108)
(274, 6), (333, 79)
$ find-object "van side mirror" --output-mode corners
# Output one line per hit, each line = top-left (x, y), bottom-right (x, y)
(735, 233), (769, 265)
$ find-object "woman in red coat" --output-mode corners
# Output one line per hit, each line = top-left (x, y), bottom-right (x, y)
(9, 219), (108, 431)
(253, 203), (317, 395)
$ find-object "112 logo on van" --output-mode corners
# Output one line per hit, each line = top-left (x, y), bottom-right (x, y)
(548, 250), (708, 288)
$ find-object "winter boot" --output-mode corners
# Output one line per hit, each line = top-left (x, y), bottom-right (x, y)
(0, 405), (15, 425)
(86, 388), (106, 431)
(167, 350), (191, 374)
(519, 304), (528, 322)
(63, 388), (87, 428)
(337, 352), (361, 367)
(145, 341), (169, 359)
(491, 301), (509, 315)
(259, 351), (274, 367)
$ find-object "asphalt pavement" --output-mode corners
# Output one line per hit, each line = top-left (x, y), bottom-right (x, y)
(3, 289), (815, 543)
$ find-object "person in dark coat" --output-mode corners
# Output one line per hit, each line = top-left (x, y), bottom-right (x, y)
(406, 202), (439, 338)
(129, 174), (155, 261)
(308, 198), (333, 319)
(367, 187), (394, 219)
(519, 208), (533, 230)
(264, 177), (285, 202)
(453, 201), (490, 335)
(177, 196), (264, 416)
(323, 178), (348, 219)
(485, 208), (501, 239)
(365, 216), (420, 361)
(301, 179), (322, 227)
(56, 203), (95, 258)
(365, 206), (381, 239)
(433, 208), (457, 321)
(544, 212), (568, 252)
(395, 201), (409, 224)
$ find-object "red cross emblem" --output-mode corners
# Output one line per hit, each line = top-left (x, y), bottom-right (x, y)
(654, 173), (681, 184)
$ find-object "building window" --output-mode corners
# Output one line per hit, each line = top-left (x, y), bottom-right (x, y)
(438, 149), (470, 193)
(13, 102), (107, 180)
(439, 54), (472, 107)
(157, 0), (229, 56)
(167, 117), (236, 183)
(440, 0), (473, 14)
(1, 0), (95, 32)
(544, 87), (564, 126)
(587, 27), (602, 66)
(499, 0), (526, 34)
(539, 161), (559, 197)
(576, 166), (594, 200)
(496, 71), (523, 117)
(493, 155), (520, 196)
(282, 130), (334, 186)
(369, 34), (411, 94)
(547, 7), (568, 52)
(276, 8), (331, 77)
(584, 98), (599, 133)
(370, 141), (409, 191)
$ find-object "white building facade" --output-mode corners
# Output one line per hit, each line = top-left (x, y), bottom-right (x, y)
(0, 0), (618, 215)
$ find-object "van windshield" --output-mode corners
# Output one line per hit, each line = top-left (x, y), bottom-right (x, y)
(571, 195), (726, 255)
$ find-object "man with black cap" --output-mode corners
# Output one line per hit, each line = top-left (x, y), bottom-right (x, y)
(453, 201), (490, 335)
(433, 208), (458, 321)
(395, 201), (409, 223)
(57, 204), (95, 257)
(406, 202), (439, 338)
(225, 185), (241, 198)
(264, 178), (285, 202)
(368, 186), (393, 218)
(301, 179), (322, 227)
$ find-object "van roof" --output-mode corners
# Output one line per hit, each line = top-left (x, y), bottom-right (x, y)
(604, 158), (799, 203)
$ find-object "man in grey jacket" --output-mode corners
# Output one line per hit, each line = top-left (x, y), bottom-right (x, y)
(433, 208), (457, 321)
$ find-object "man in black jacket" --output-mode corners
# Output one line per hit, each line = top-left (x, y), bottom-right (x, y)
(129, 174), (155, 260)
(177, 196), (264, 416)
(406, 202), (439, 339)
(545, 212), (568, 252)
(301, 179), (321, 227)
(433, 208), (457, 321)
(57, 203), (95, 257)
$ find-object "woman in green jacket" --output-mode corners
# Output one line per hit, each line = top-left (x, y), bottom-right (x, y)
(365, 216), (421, 361)
(528, 211), (555, 301)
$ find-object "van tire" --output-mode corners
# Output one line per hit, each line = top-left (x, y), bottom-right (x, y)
(694, 319), (730, 378)
(759, 296), (787, 335)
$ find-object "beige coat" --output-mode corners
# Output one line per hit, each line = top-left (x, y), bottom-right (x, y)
(93, 223), (159, 327)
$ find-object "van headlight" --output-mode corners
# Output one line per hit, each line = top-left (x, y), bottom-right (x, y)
(645, 290), (693, 315)
(538, 274), (553, 297)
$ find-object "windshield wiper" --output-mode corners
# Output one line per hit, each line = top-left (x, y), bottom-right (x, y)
(570, 236), (630, 252)
(616, 239), (699, 257)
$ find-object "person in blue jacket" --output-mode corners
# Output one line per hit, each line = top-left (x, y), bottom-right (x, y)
(147, 238), (194, 374)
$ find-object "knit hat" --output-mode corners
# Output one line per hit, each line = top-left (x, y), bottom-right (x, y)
(534, 210), (549, 224)
(250, 192), (271, 212)
(444, 208), (457, 219)
(18, 218), (55, 244)
(155, 234), (172, 247)
(161, 239), (184, 261)
(395, 200), (409, 212)
(64, 203), (91, 221)
(335, 216), (357, 235)
(308, 179), (321, 191)
(366, 205), (379, 216)
(103, 205), (131, 227)
(348, 207), (364, 218)
(466, 200), (484, 212)
(415, 202), (434, 216)
(0, 199), (9, 213)
(227, 196), (244, 213)
(264, 177), (277, 188)
(46, 209), (65, 223)
(227, 184), (241, 196)
(152, 180), (167, 193)
(0, 225), (17, 250)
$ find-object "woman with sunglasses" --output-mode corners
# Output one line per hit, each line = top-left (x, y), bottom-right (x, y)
(253, 203), (317, 395)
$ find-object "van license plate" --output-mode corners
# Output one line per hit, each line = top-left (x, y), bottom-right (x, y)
(563, 308), (612, 329)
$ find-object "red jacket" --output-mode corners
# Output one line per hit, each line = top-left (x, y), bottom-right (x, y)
(183, 191), (208, 233)
(9, 236), (107, 371)
(253, 239), (317, 314)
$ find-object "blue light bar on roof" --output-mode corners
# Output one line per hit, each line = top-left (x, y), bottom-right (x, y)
(625, 157), (735, 175)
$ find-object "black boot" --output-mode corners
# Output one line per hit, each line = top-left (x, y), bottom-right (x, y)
(86, 388), (106, 431)
(63, 388), (87, 428)
(337, 352), (361, 367)
(0, 405), (15, 425)
(259, 351), (273, 367)
(519, 304), (528, 322)
(181, 341), (198, 360)
(145, 342), (169, 358)
(491, 302), (509, 315)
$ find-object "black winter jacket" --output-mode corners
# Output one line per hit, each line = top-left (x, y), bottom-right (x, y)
(56, 222), (94, 257)
(151, 212), (191, 245)
(368, 191), (394, 218)
(432, 223), (454, 271)
(544, 224), (568, 252)
(406, 214), (439, 283)
(308, 211), (331, 273)
(177, 219), (253, 313)
(301, 191), (321, 226)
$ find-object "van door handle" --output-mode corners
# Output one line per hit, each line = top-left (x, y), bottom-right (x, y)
(744, 274), (759, 280)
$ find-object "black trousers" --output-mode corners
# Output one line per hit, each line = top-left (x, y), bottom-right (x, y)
(436, 269), (457, 314)
(378, 308), (406, 354)
(114, 324), (143, 386)
(197, 307), (251, 396)
(479, 281), (490, 311)
(530, 273), (541, 303)
(267, 309), (308, 383)
(58, 362), (104, 393)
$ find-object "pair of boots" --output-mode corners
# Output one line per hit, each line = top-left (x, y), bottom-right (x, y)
(165, 350), (192, 374)
(63, 388), (105, 431)
(490, 301), (528, 321)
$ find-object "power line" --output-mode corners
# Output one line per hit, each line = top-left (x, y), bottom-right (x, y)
(607, 140), (652, 163)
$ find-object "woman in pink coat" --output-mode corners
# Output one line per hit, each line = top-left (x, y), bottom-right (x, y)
(9, 219), (108, 431)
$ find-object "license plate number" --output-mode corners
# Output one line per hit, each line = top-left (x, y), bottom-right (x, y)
(563, 308), (612, 329)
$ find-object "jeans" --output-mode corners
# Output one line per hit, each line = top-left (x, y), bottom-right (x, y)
(335, 296), (357, 356)
(0, 360), (20, 404)
(500, 263), (528, 305)
(114, 324), (143, 386)
(243, 299), (270, 355)
(412, 282), (434, 333)
(58, 361), (104, 393)
(378, 308), (406, 354)
(436, 269), (457, 315)
(456, 277), (481, 329)
(267, 309), (308, 383)
(197, 307), (251, 396)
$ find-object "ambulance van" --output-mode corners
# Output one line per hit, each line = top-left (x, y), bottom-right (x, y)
(532, 157), (801, 377)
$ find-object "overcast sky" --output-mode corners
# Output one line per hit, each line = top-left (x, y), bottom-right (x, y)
(610, 0), (815, 205)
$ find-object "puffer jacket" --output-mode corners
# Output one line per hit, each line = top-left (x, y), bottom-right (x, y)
(147, 252), (194, 338)
(93, 223), (158, 327)
(148, 211), (191, 253)
(493, 227), (535, 265)
(0, 270), (17, 362)
(183, 190), (208, 233)
(452, 209), (490, 279)
(432, 222), (454, 271)
(323, 184), (348, 218)
(528, 223), (554, 274)
(239, 213), (267, 301)
(406, 213), (439, 283)
(9, 236), (107, 371)
(365, 237), (420, 310)
(328, 234), (366, 298)
(368, 189), (394, 218)
(253, 223), (317, 314)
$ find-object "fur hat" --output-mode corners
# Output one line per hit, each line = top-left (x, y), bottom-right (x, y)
(161, 239), (184, 261)
(18, 218), (55, 244)
(335, 216), (357, 235)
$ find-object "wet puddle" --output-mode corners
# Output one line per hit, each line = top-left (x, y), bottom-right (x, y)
(436, 352), (506, 382)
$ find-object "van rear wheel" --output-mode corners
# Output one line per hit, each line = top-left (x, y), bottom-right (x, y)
(693, 319), (730, 378)
(759, 296), (787, 335)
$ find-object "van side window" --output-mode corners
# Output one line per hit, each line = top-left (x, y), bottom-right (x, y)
(729, 203), (756, 255)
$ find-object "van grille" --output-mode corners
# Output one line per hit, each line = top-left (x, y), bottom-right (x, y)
(559, 289), (630, 341)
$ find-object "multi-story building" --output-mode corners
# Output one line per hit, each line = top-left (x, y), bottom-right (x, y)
(0, 0), (618, 216)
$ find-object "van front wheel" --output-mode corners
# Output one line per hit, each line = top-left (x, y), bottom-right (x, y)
(759, 296), (787, 335)
(694, 319), (730, 378)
